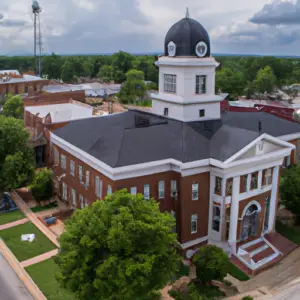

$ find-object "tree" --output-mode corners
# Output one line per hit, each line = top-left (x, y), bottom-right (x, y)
(30, 168), (53, 202)
(1, 149), (35, 190)
(0, 116), (35, 190)
(55, 189), (180, 300)
(61, 60), (76, 83)
(112, 51), (134, 82)
(216, 67), (245, 99)
(42, 53), (63, 79)
(280, 165), (300, 223)
(97, 65), (114, 82)
(253, 66), (277, 93)
(3, 95), (24, 119)
(118, 69), (147, 104)
(192, 245), (230, 284)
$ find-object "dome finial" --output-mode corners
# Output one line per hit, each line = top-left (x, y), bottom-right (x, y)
(185, 7), (190, 19)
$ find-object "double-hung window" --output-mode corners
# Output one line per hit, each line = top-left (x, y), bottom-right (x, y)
(191, 214), (198, 234)
(54, 148), (59, 166)
(95, 176), (102, 199)
(79, 165), (83, 183)
(85, 170), (90, 188)
(107, 185), (112, 196)
(62, 182), (68, 201)
(79, 194), (84, 209)
(196, 75), (206, 94)
(158, 181), (165, 199)
(265, 169), (272, 186)
(164, 74), (176, 93)
(192, 183), (199, 201)
(144, 184), (150, 200)
(171, 180), (177, 197)
(212, 206), (221, 232)
(71, 189), (76, 208)
(70, 160), (75, 177)
(131, 187), (137, 196)
(61, 154), (66, 170)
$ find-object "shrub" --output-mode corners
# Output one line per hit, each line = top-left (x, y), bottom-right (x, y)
(192, 245), (230, 284)
(30, 168), (53, 202)
(241, 296), (253, 300)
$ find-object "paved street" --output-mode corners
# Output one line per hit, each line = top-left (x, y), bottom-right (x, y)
(0, 254), (33, 300)
(267, 280), (300, 300)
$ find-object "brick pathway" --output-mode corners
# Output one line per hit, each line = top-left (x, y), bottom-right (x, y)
(0, 218), (29, 231)
(11, 191), (60, 247)
(21, 249), (59, 268)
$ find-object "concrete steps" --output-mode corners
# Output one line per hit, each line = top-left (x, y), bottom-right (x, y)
(237, 238), (282, 271)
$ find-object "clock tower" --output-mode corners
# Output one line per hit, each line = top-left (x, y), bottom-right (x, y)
(151, 10), (227, 122)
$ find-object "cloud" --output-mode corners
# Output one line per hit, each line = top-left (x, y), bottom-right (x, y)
(250, 0), (300, 25)
(0, 19), (29, 27)
(1, 0), (300, 56)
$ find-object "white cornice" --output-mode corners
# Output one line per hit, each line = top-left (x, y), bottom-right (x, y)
(151, 93), (227, 104)
(155, 56), (219, 67)
(278, 132), (300, 142)
(51, 131), (294, 181)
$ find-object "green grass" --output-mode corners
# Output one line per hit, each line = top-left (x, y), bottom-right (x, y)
(228, 262), (250, 281)
(26, 258), (73, 300)
(31, 202), (57, 213)
(276, 221), (300, 245)
(0, 210), (25, 225)
(0, 222), (56, 261)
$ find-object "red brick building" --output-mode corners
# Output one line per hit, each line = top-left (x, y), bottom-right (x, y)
(48, 15), (300, 273)
(0, 70), (48, 96)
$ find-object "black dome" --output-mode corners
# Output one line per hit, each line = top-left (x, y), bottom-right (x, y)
(164, 17), (210, 57)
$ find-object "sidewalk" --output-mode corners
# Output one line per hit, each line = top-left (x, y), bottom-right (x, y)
(233, 246), (300, 294)
(0, 218), (29, 231)
(11, 191), (59, 248)
(21, 249), (59, 268)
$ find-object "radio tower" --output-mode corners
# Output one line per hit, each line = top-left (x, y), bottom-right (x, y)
(32, 0), (42, 77)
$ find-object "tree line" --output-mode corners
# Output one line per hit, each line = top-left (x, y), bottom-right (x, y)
(1, 53), (300, 99)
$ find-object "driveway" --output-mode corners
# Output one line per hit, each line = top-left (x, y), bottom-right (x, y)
(0, 254), (33, 300)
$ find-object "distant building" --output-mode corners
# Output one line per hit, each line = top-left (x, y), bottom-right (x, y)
(0, 70), (48, 97)
(42, 82), (121, 98)
(24, 99), (94, 168)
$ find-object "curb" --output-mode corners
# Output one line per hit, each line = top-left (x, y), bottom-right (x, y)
(0, 238), (47, 300)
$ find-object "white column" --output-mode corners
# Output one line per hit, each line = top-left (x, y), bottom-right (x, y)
(220, 177), (227, 240)
(258, 170), (263, 190)
(268, 166), (280, 232)
(228, 176), (240, 253)
(208, 175), (216, 238)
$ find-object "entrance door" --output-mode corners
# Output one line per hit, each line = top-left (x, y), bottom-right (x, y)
(241, 205), (259, 241)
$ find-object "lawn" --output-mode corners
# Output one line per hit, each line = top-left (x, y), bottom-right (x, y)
(276, 221), (300, 245)
(0, 210), (25, 225)
(228, 262), (250, 281)
(31, 202), (57, 213)
(26, 258), (73, 300)
(0, 222), (56, 261)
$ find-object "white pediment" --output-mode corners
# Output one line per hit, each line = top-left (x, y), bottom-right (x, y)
(224, 134), (295, 164)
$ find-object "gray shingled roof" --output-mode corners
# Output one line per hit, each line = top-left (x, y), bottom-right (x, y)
(53, 110), (300, 167)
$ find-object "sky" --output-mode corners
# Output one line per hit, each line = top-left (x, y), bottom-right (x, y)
(1, 0), (300, 56)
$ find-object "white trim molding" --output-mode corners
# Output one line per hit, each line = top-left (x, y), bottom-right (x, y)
(180, 236), (208, 250)
(241, 200), (262, 219)
(278, 133), (300, 142)
(51, 130), (295, 181)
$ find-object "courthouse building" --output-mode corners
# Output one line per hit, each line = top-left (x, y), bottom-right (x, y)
(48, 12), (300, 273)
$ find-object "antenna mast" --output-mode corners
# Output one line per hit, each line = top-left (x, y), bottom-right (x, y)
(32, 0), (42, 77)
